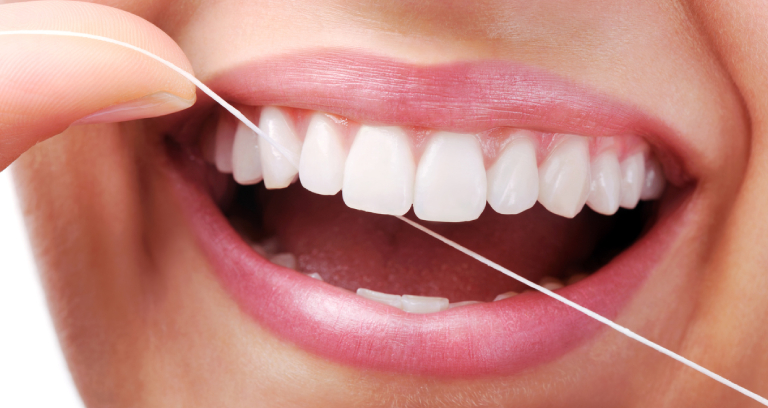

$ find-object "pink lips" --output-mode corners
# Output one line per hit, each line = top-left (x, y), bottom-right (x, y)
(167, 50), (691, 376)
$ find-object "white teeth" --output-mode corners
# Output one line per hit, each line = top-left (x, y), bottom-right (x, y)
(640, 157), (666, 200)
(586, 150), (622, 215)
(269, 253), (297, 270)
(619, 152), (646, 209)
(232, 119), (264, 185)
(299, 113), (347, 195)
(306, 272), (324, 281)
(493, 291), (519, 301)
(401, 294), (450, 314)
(448, 301), (482, 309)
(356, 288), (403, 309)
(342, 126), (416, 215)
(258, 107), (303, 189)
(413, 132), (487, 222)
(539, 277), (564, 291)
(214, 115), (237, 174)
(537, 136), (591, 218)
(486, 136), (539, 215)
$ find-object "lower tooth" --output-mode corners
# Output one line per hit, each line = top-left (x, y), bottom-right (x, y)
(356, 288), (403, 310)
(401, 295), (450, 314)
(539, 277), (564, 291)
(448, 301), (483, 309)
(269, 253), (297, 270)
(493, 291), (519, 301)
(306, 272), (324, 281)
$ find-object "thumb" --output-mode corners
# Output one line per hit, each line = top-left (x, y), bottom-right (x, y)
(0, 1), (197, 171)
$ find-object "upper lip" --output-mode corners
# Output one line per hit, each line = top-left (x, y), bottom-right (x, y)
(168, 49), (694, 376)
(205, 49), (692, 185)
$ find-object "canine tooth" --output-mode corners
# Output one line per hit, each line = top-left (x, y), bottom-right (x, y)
(493, 291), (519, 301)
(232, 121), (264, 185)
(414, 132), (487, 222)
(258, 106), (303, 189)
(538, 136), (591, 218)
(342, 126), (416, 215)
(486, 136), (539, 215)
(619, 152), (646, 209)
(214, 115), (237, 174)
(448, 301), (482, 309)
(586, 150), (621, 215)
(299, 113), (347, 195)
(539, 277), (564, 291)
(356, 288), (403, 309)
(567, 274), (588, 285)
(306, 272), (324, 281)
(401, 295), (450, 314)
(640, 157), (666, 200)
(270, 253), (297, 270)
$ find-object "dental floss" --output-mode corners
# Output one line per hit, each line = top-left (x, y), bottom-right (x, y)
(2, 29), (765, 407)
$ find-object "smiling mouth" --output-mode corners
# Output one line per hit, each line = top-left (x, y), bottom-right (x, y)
(163, 50), (693, 376)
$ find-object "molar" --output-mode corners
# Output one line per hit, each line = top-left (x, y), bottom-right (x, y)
(640, 157), (666, 200)
(537, 136), (591, 218)
(619, 152), (646, 209)
(413, 132), (487, 222)
(299, 113), (347, 195)
(586, 150), (621, 215)
(401, 294), (450, 314)
(258, 106), (303, 189)
(356, 288), (403, 309)
(342, 126), (416, 215)
(486, 135), (539, 215)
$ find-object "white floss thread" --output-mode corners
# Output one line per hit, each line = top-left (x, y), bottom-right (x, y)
(1, 29), (765, 406)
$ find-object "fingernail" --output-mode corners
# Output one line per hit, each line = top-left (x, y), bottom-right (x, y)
(74, 92), (195, 125)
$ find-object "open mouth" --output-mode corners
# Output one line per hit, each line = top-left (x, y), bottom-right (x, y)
(162, 50), (693, 377)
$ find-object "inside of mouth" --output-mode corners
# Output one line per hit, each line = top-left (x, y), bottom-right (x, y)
(217, 176), (654, 304)
(187, 104), (665, 306)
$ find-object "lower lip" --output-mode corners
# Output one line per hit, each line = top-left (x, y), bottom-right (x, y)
(165, 144), (686, 377)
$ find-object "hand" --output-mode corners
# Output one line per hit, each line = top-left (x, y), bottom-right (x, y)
(0, 0), (196, 171)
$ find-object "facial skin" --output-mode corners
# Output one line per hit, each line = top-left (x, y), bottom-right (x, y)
(3, 0), (768, 406)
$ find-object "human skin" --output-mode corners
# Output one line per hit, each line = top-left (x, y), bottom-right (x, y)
(2, 0), (768, 406)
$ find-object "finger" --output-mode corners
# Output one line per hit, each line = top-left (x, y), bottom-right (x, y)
(0, 1), (197, 170)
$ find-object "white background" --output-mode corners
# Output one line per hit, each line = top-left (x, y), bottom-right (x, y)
(0, 170), (84, 407)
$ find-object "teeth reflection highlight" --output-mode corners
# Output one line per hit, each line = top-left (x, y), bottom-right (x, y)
(641, 157), (666, 200)
(537, 136), (591, 218)
(356, 288), (403, 310)
(342, 126), (416, 215)
(586, 150), (621, 215)
(232, 117), (264, 185)
(414, 132), (487, 222)
(401, 295), (450, 314)
(299, 113), (347, 195)
(486, 135), (539, 215)
(259, 107), (303, 189)
(619, 152), (646, 209)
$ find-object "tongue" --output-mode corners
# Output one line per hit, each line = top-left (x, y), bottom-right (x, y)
(262, 185), (613, 302)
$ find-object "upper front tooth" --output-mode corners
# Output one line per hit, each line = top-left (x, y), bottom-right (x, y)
(299, 113), (347, 195)
(486, 135), (539, 215)
(401, 294), (449, 314)
(258, 107), (303, 189)
(342, 125), (416, 215)
(232, 112), (264, 185)
(619, 152), (645, 209)
(214, 114), (237, 174)
(537, 136), (591, 218)
(640, 157), (666, 200)
(413, 132), (487, 222)
(586, 150), (621, 215)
